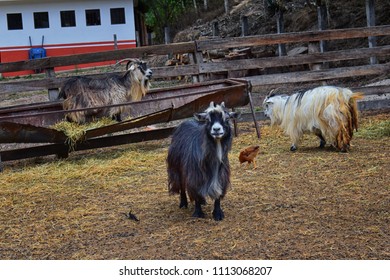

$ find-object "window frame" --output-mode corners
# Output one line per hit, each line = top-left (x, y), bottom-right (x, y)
(85, 9), (101, 26)
(7, 13), (23, 30)
(60, 10), (76, 27)
(33, 11), (50, 29)
(110, 7), (126, 25)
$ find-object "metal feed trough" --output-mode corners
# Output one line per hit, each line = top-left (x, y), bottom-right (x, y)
(0, 79), (258, 170)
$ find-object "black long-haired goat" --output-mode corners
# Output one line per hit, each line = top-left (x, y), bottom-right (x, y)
(59, 58), (152, 124)
(167, 102), (239, 221)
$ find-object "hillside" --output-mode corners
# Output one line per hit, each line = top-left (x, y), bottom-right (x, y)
(174, 0), (390, 49)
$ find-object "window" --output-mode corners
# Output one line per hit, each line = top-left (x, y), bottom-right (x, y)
(34, 12), (49, 29)
(110, 8), (126, 25)
(85, 9), (101, 26)
(61, 10), (76, 27)
(7, 13), (23, 30)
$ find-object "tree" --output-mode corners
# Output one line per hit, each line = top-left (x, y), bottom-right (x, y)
(224, 0), (230, 14)
(193, 0), (198, 11)
(141, 0), (188, 43)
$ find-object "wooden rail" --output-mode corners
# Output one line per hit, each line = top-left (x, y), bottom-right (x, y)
(199, 46), (390, 73)
(196, 25), (390, 50)
(0, 42), (196, 73)
(245, 62), (390, 86)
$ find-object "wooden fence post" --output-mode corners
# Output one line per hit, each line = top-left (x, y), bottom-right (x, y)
(276, 10), (286, 56)
(317, 2), (328, 53)
(212, 21), (219, 37)
(317, 2), (329, 73)
(164, 27), (171, 44)
(46, 68), (60, 101)
(366, 0), (378, 64)
(241, 15), (249, 37)
(113, 34), (118, 50)
(0, 154), (3, 173)
(164, 27), (173, 60)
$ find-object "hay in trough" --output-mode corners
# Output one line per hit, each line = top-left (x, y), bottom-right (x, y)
(51, 118), (116, 148)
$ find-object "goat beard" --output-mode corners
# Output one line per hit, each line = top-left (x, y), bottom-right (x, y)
(143, 78), (151, 90)
(129, 76), (150, 101)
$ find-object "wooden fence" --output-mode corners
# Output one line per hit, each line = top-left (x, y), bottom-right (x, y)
(1, 25), (390, 101)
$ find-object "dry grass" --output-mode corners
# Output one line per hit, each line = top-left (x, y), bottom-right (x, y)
(0, 112), (389, 260)
(51, 118), (116, 148)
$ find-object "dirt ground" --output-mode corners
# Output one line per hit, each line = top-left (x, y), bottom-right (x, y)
(0, 110), (389, 260)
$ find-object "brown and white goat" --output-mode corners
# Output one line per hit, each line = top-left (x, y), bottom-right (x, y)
(263, 86), (363, 152)
(167, 102), (239, 221)
(59, 59), (152, 124)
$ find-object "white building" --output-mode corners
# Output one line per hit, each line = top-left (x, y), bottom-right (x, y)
(0, 0), (137, 76)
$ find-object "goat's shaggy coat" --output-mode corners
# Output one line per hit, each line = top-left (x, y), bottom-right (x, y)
(59, 59), (152, 124)
(167, 102), (239, 221)
(263, 86), (363, 152)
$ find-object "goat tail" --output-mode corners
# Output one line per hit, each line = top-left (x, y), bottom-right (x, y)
(349, 91), (364, 132)
(334, 91), (363, 151)
(167, 168), (182, 195)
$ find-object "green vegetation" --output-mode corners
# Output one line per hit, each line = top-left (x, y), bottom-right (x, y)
(139, 0), (224, 43)
(356, 119), (390, 139)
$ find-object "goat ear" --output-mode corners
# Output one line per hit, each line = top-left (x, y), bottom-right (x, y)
(263, 97), (273, 104)
(228, 111), (240, 119)
(194, 112), (208, 122)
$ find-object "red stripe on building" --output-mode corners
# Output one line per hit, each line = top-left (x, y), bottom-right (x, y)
(0, 41), (137, 77)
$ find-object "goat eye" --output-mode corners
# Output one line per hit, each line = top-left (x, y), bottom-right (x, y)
(138, 65), (146, 74)
(139, 63), (147, 70)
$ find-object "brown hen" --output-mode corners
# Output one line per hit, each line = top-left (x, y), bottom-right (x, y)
(239, 145), (260, 169)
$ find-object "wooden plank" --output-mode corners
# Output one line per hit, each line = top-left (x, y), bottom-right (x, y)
(238, 98), (390, 123)
(152, 64), (199, 78)
(199, 46), (390, 73)
(0, 77), (68, 95)
(254, 85), (390, 97)
(0, 64), (199, 95)
(196, 25), (390, 51)
(244, 62), (390, 86)
(0, 127), (175, 162)
(0, 41), (196, 73)
(358, 98), (390, 111)
(353, 85), (390, 95)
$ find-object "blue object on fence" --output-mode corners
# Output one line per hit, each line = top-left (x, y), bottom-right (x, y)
(29, 47), (46, 60)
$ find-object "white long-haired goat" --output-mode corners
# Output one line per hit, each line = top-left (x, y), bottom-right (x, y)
(263, 86), (364, 152)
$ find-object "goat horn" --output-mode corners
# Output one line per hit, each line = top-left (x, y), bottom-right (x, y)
(267, 88), (281, 98)
(114, 58), (139, 69)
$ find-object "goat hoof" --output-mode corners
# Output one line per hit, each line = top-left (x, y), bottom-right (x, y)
(319, 140), (326, 148)
(179, 201), (188, 209)
(192, 210), (205, 219)
(290, 145), (297, 152)
(112, 114), (122, 122)
(212, 209), (224, 221)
